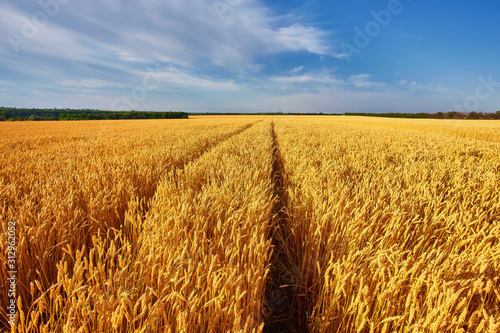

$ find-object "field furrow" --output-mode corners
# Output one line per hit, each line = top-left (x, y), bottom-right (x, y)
(263, 122), (308, 333)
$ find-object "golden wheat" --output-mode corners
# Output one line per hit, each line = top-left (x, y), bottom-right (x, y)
(1, 115), (499, 333)
(0, 117), (267, 332)
(273, 116), (500, 333)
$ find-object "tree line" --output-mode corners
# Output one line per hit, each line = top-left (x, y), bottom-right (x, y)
(2, 108), (499, 121)
(345, 111), (500, 119)
(0, 108), (188, 121)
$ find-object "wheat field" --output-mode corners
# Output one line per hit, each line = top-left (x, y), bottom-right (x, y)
(0, 116), (499, 332)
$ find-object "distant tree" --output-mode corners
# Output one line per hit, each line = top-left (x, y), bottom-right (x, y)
(446, 111), (463, 119)
(467, 111), (480, 119)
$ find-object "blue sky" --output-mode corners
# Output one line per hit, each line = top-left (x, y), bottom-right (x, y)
(1, 0), (499, 113)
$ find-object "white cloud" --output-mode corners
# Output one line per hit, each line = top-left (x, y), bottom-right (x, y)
(272, 74), (342, 85)
(152, 66), (239, 91)
(273, 24), (330, 55)
(349, 74), (386, 89)
(50, 0), (331, 71)
(0, 0), (333, 98)
(58, 79), (123, 89)
(290, 65), (304, 73)
(271, 68), (344, 87)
